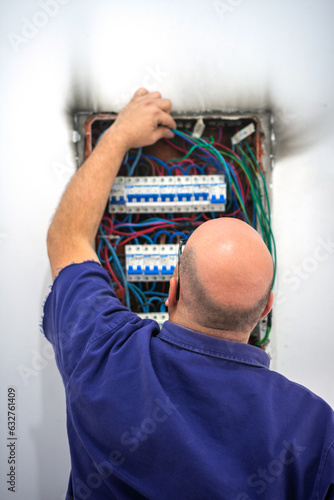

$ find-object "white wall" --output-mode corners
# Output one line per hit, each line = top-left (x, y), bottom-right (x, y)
(1, 0), (333, 498)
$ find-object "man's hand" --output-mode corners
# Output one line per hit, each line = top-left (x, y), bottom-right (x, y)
(105, 88), (177, 151)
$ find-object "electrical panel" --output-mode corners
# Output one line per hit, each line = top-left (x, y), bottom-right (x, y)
(73, 110), (275, 347)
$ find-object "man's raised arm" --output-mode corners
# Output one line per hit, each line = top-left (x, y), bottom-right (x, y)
(46, 88), (176, 280)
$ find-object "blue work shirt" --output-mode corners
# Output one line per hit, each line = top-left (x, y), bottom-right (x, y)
(42, 261), (334, 500)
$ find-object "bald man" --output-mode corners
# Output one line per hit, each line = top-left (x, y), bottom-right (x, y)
(43, 89), (334, 500)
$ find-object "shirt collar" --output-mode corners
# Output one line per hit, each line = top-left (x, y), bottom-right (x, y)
(157, 321), (270, 369)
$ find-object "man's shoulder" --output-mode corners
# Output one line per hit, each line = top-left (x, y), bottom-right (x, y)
(267, 367), (334, 417)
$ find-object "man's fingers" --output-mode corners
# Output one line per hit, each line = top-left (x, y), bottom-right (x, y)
(115, 90), (176, 149)
(157, 98), (172, 113)
(133, 89), (162, 101)
(133, 87), (149, 98)
(152, 127), (175, 143)
(157, 110), (177, 131)
(147, 91), (162, 99)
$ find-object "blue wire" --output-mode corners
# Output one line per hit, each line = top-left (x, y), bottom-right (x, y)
(153, 230), (172, 243)
(171, 129), (237, 214)
(99, 227), (131, 309)
(185, 164), (204, 175)
(109, 247), (131, 309)
(128, 283), (149, 312)
(169, 232), (187, 243)
(147, 282), (156, 292)
(127, 283), (144, 304)
(114, 214), (130, 224)
(127, 148), (142, 176)
(130, 283), (148, 302)
(139, 234), (155, 244)
(171, 129), (234, 194)
(141, 154), (171, 175)
(96, 130), (107, 144)
(146, 292), (168, 297)
(114, 218), (176, 229)
(169, 165), (187, 175)
(148, 296), (164, 303)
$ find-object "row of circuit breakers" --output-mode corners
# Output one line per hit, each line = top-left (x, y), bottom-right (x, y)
(110, 175), (227, 281)
(109, 175), (226, 213)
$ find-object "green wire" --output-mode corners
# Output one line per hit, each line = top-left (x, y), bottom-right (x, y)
(170, 130), (251, 224)
(237, 143), (277, 286)
(255, 327), (271, 347)
(165, 130), (276, 346)
(167, 142), (200, 163)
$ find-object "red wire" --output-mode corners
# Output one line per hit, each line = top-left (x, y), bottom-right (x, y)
(213, 141), (246, 166)
(119, 224), (177, 245)
(103, 245), (125, 303)
(175, 159), (196, 165)
(112, 222), (176, 236)
(168, 215), (197, 222)
(164, 138), (187, 153)
(222, 207), (241, 217)
(101, 216), (113, 234)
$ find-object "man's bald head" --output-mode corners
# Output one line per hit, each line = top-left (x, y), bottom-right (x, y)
(167, 218), (274, 341)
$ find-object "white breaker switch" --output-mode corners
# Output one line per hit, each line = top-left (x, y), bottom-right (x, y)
(109, 175), (226, 213)
(125, 244), (178, 281)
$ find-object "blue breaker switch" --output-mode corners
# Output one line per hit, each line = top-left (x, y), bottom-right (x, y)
(211, 194), (226, 203)
(110, 195), (126, 205)
(144, 265), (159, 275)
(128, 266), (143, 275)
(177, 193), (192, 202)
(194, 193), (209, 201)
(161, 265), (174, 275)
(161, 194), (175, 202)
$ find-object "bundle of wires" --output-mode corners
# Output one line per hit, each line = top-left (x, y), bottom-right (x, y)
(96, 126), (276, 346)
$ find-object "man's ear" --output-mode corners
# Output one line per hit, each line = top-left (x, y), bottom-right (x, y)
(261, 291), (274, 319)
(165, 276), (178, 308)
